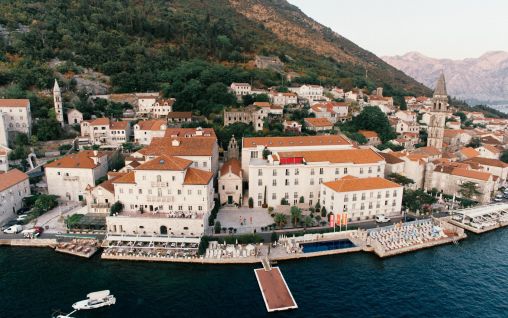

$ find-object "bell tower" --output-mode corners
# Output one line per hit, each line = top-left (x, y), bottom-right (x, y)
(427, 73), (448, 150)
(53, 79), (64, 127)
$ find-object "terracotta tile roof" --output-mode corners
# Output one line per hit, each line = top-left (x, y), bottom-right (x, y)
(45, 150), (106, 169)
(324, 176), (401, 193)
(0, 99), (30, 108)
(378, 152), (404, 164)
(97, 173), (126, 194)
(451, 168), (491, 181)
(0, 145), (10, 156)
(110, 121), (129, 130)
(481, 135), (502, 145)
(243, 135), (350, 148)
(463, 157), (508, 168)
(311, 102), (348, 113)
(128, 160), (140, 168)
(412, 146), (441, 157)
(481, 144), (501, 154)
(136, 119), (166, 131)
(0, 169), (28, 192)
(459, 147), (479, 159)
(220, 159), (241, 177)
(89, 118), (110, 126)
(167, 112), (192, 118)
(156, 98), (175, 106)
(108, 171), (126, 179)
(304, 117), (333, 127)
(112, 171), (136, 184)
(164, 128), (216, 138)
(139, 137), (216, 157)
(253, 102), (271, 107)
(183, 168), (213, 185)
(358, 130), (379, 138)
(443, 129), (465, 138)
(276, 148), (384, 164)
(136, 155), (192, 171)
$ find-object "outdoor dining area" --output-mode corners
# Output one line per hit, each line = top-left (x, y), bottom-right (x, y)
(450, 203), (508, 233)
(367, 220), (447, 252)
(55, 238), (99, 258)
(102, 239), (200, 260)
(204, 240), (259, 259)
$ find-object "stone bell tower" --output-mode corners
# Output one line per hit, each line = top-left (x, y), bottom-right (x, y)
(427, 73), (448, 150)
(226, 135), (239, 161)
(53, 79), (64, 127)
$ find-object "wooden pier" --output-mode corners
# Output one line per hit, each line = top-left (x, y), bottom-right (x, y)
(254, 260), (298, 313)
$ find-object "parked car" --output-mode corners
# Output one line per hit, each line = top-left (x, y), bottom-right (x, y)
(1, 220), (18, 231)
(3, 224), (23, 234)
(16, 214), (29, 222)
(33, 226), (44, 235)
(16, 207), (30, 215)
(494, 194), (504, 202)
(375, 215), (391, 223)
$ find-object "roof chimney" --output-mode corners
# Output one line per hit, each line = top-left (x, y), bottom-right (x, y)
(172, 139), (180, 147)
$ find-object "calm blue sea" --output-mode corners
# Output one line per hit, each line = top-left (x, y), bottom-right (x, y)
(1, 229), (508, 318)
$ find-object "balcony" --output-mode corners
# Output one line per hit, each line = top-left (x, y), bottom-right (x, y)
(151, 181), (170, 187)
(146, 195), (175, 203)
(91, 203), (110, 209)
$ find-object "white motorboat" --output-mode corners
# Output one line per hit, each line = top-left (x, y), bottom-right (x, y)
(71, 290), (116, 310)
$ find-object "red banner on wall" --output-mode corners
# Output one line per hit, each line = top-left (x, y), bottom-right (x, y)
(329, 214), (334, 227)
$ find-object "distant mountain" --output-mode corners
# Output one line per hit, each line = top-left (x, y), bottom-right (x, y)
(382, 51), (508, 104)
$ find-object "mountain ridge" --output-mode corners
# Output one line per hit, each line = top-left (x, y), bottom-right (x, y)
(382, 51), (508, 103)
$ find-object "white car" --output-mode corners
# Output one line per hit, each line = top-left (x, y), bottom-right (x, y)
(375, 215), (391, 223)
(16, 214), (28, 222)
(494, 194), (503, 202)
(3, 224), (23, 234)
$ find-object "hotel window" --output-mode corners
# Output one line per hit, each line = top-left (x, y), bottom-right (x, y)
(377, 192), (381, 199)
(188, 190), (192, 195)
(386, 191), (390, 198)
(370, 192), (373, 198)
(272, 193), (277, 200)
(368, 167), (372, 174)
(344, 168), (348, 174)
(172, 176), (175, 181)
(169, 205), (173, 210)
(393, 190), (397, 197)
(148, 189), (152, 195)
(369, 202), (373, 209)
(157, 189), (162, 197)
(335, 168), (340, 175)
(376, 202), (380, 208)
(251, 151), (258, 159)
(392, 200), (396, 207)
(119, 188), (124, 194)
(295, 168), (299, 175)
(294, 179), (299, 185)
(385, 200), (388, 206)
(343, 205), (347, 211)
(138, 189), (142, 194)
(360, 168), (364, 174)
(353, 194), (357, 201)
(258, 179), (262, 186)
(331, 195), (334, 200)
(188, 206), (192, 211)
(344, 195), (349, 202)
(273, 170), (277, 176)
(178, 205), (183, 210)
(310, 179), (314, 185)
(377, 166), (381, 172)
(272, 180), (277, 186)
(285, 169), (289, 176)
(198, 206), (203, 211)
(319, 178), (323, 184)
(309, 192), (314, 198)
(178, 190), (182, 195)
(319, 168), (324, 175)
(294, 192), (298, 198)
(285, 193), (289, 199)
(198, 190), (202, 195)
(310, 169), (315, 175)
(203, 162), (207, 167)
(258, 193), (262, 199)
(361, 193), (366, 200)
(360, 203), (365, 210)
(258, 169), (262, 176)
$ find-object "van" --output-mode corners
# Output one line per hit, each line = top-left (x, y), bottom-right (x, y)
(3, 224), (23, 234)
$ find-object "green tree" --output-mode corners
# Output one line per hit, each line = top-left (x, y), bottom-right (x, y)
(303, 215), (313, 229)
(387, 173), (415, 187)
(274, 213), (287, 229)
(290, 206), (302, 226)
(458, 182), (482, 200)
(214, 221), (222, 234)
(501, 150), (508, 163)
(110, 201), (124, 215)
(352, 106), (396, 142)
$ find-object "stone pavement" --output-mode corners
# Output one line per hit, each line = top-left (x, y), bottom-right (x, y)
(32, 201), (86, 233)
(216, 206), (274, 234)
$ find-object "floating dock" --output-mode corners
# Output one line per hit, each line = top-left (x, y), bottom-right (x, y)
(254, 263), (298, 313)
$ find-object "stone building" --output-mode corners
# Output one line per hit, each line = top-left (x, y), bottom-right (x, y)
(225, 135), (239, 161)
(67, 109), (83, 125)
(218, 159), (242, 206)
(53, 79), (64, 127)
(427, 74), (449, 150)
(0, 168), (30, 224)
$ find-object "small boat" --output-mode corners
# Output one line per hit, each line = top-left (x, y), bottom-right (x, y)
(72, 290), (116, 310)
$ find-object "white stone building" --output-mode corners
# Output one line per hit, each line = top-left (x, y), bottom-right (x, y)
(288, 84), (324, 102)
(133, 119), (167, 145)
(218, 159), (242, 205)
(0, 99), (32, 137)
(230, 83), (252, 96)
(248, 148), (386, 208)
(0, 145), (10, 172)
(45, 150), (109, 202)
(320, 176), (403, 221)
(80, 118), (131, 147)
(269, 91), (298, 106)
(0, 168), (30, 224)
(67, 109), (83, 125)
(241, 135), (354, 180)
(310, 102), (349, 124)
(107, 154), (214, 240)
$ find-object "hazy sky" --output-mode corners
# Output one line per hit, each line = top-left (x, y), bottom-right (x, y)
(287, 0), (508, 59)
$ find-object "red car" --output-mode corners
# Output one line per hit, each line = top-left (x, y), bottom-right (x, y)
(33, 226), (44, 235)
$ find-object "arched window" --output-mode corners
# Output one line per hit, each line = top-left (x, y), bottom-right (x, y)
(160, 226), (168, 235)
(156, 175), (162, 182)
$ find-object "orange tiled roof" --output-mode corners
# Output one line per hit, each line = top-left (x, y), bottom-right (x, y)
(324, 176), (401, 193)
(112, 171), (136, 184)
(164, 128), (216, 138)
(136, 119), (166, 131)
(97, 173), (126, 194)
(139, 137), (216, 157)
(304, 117), (333, 127)
(0, 99), (29, 107)
(463, 157), (508, 168)
(167, 112), (192, 118)
(253, 102), (271, 107)
(110, 121), (129, 130)
(459, 147), (480, 159)
(276, 148), (384, 164)
(183, 168), (213, 185)
(136, 155), (192, 171)
(358, 130), (379, 138)
(45, 150), (105, 169)
(451, 168), (491, 181)
(243, 135), (350, 148)
(481, 144), (501, 154)
(378, 152), (404, 164)
(89, 118), (110, 126)
(412, 146), (441, 157)
(0, 169), (28, 192)
(220, 159), (241, 177)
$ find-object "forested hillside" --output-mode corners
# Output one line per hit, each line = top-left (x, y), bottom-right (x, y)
(0, 0), (431, 119)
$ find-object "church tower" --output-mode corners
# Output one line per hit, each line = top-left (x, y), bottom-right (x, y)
(427, 73), (448, 150)
(53, 79), (64, 127)
(226, 135), (239, 161)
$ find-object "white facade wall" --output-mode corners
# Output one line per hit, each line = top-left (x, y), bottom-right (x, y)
(0, 178), (30, 225)
(0, 104), (31, 135)
(248, 161), (385, 208)
(134, 129), (166, 145)
(219, 173), (242, 205)
(320, 185), (403, 221)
